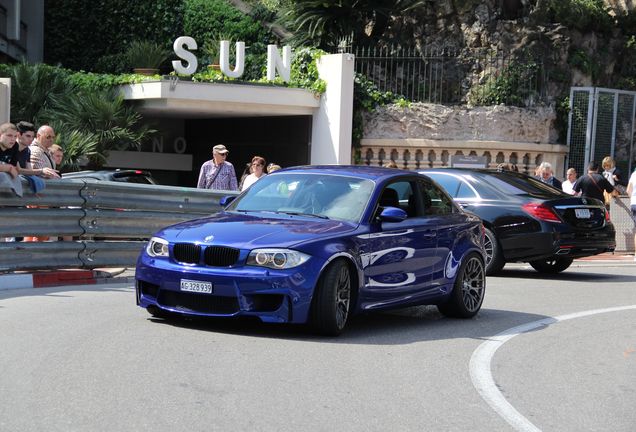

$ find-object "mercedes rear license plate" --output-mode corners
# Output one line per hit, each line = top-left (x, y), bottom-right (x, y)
(575, 208), (591, 219)
(180, 279), (213, 294)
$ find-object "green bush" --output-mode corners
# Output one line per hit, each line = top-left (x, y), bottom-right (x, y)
(568, 49), (601, 80)
(124, 40), (171, 70)
(468, 61), (540, 107)
(533, 0), (614, 33)
(183, 0), (277, 79)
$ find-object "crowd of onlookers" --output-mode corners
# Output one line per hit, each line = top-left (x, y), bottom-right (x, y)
(1, 121), (66, 242)
(531, 157), (627, 205)
(0, 122), (62, 182)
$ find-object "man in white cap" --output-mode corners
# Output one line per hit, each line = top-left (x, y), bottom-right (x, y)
(197, 144), (238, 191)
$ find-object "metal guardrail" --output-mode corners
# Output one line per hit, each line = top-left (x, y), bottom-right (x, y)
(0, 178), (239, 272)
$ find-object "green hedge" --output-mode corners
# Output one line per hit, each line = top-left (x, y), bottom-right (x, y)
(44, 0), (276, 77)
(44, 0), (184, 72)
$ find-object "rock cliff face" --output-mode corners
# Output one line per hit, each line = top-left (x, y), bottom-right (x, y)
(385, 0), (634, 99)
(363, 103), (558, 143)
(361, 0), (635, 149)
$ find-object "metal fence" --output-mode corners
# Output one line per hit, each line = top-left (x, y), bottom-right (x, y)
(339, 44), (547, 106)
(566, 87), (636, 176)
(0, 178), (239, 272)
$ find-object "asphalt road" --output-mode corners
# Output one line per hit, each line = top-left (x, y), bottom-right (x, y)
(1, 262), (635, 432)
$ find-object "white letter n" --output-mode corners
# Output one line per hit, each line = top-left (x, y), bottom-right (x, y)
(267, 45), (291, 82)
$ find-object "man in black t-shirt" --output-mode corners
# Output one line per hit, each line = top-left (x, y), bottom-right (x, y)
(0, 122), (19, 179)
(573, 161), (614, 203)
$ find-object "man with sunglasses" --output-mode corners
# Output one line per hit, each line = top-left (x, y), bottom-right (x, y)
(29, 125), (61, 178)
(196, 144), (238, 191)
(15, 121), (59, 178)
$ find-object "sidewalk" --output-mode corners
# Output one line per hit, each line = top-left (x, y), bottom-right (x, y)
(575, 252), (635, 261)
(0, 268), (135, 290)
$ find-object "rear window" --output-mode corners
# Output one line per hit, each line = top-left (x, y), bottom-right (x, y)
(469, 172), (564, 196)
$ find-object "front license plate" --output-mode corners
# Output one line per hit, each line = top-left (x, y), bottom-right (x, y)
(575, 208), (591, 219)
(180, 279), (213, 294)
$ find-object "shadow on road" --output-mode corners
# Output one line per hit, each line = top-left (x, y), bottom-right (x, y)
(146, 305), (550, 345)
(496, 267), (636, 283)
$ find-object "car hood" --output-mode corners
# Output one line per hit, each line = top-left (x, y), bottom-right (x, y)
(156, 212), (357, 248)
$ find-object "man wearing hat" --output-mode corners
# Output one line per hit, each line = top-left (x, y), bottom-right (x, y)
(197, 144), (238, 191)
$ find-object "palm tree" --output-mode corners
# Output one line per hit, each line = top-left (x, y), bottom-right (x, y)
(4, 61), (71, 124)
(50, 128), (103, 172)
(48, 88), (155, 167)
(280, 0), (425, 48)
(2, 62), (155, 169)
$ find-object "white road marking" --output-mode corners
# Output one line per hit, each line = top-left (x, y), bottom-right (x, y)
(469, 305), (636, 432)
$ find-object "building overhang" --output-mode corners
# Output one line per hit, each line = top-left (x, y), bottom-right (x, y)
(120, 79), (321, 118)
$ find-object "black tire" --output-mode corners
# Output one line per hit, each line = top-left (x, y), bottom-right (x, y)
(310, 260), (352, 336)
(528, 257), (574, 274)
(484, 228), (505, 275)
(437, 253), (486, 318)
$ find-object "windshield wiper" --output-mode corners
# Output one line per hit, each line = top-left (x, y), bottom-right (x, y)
(278, 211), (330, 219)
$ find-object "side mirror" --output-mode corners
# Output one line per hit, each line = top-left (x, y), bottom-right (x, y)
(379, 206), (407, 222)
(219, 196), (236, 207)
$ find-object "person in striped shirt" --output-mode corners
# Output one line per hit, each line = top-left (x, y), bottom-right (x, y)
(197, 144), (238, 191)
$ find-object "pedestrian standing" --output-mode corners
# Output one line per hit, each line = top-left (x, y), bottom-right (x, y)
(30, 125), (61, 178)
(0, 122), (19, 179)
(241, 156), (267, 191)
(196, 144), (238, 191)
(602, 156), (627, 192)
(573, 161), (615, 206)
(537, 162), (562, 189)
(16, 121), (58, 177)
(626, 168), (636, 261)
(562, 168), (578, 195)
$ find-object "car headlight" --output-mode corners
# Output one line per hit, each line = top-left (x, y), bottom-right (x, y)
(146, 237), (169, 257)
(246, 249), (310, 269)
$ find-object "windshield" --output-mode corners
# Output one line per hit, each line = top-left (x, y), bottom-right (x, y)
(225, 173), (375, 223)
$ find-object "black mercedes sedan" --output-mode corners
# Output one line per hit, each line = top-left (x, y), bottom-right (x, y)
(419, 168), (616, 274)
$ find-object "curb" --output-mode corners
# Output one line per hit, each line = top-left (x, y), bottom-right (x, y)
(0, 269), (135, 290)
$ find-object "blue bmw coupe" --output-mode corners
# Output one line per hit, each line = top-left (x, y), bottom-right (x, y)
(135, 165), (486, 335)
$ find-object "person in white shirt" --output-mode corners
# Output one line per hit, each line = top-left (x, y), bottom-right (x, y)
(561, 168), (578, 195)
(241, 156), (267, 191)
(626, 168), (636, 261)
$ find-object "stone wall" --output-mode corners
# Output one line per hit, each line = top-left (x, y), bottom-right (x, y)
(360, 103), (568, 176)
(363, 103), (558, 143)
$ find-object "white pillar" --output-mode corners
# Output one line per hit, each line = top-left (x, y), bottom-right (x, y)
(0, 78), (11, 123)
(310, 53), (355, 165)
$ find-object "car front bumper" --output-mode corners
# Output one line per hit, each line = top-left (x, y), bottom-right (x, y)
(135, 254), (325, 324)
